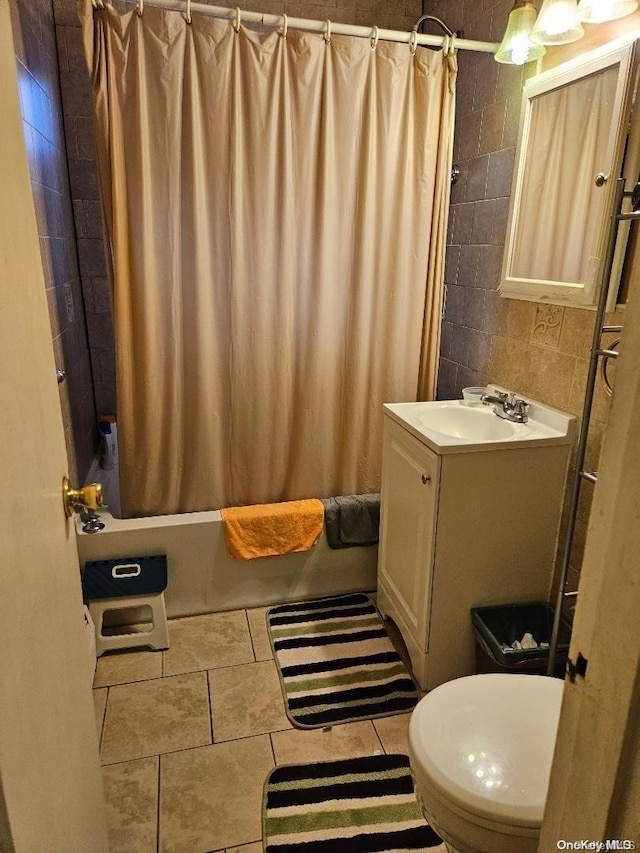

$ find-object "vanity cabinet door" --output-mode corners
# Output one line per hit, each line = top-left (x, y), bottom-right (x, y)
(378, 417), (440, 651)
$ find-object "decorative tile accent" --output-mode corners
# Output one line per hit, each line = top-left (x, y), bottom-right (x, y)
(246, 607), (274, 661)
(531, 305), (564, 349)
(208, 660), (292, 741)
(163, 611), (254, 676)
(159, 736), (273, 853)
(102, 757), (159, 853)
(94, 649), (163, 688)
(101, 672), (211, 764)
(271, 720), (383, 766)
(373, 713), (412, 755)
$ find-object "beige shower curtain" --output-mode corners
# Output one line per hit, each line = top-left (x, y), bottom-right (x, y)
(82, 2), (456, 517)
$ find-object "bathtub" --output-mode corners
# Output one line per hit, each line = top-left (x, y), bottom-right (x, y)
(75, 508), (378, 618)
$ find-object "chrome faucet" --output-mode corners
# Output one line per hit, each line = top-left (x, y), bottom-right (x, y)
(481, 391), (529, 424)
(77, 504), (105, 534)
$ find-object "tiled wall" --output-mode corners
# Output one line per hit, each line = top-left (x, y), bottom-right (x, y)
(52, 0), (424, 419)
(10, 0), (98, 484)
(54, 0), (115, 416)
(424, 0), (620, 601)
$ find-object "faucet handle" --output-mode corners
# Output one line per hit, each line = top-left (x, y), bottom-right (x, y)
(513, 398), (529, 415)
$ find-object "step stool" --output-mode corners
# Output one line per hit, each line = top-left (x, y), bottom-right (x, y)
(89, 591), (169, 656)
(83, 555), (170, 657)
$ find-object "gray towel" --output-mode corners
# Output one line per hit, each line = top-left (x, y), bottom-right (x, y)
(321, 494), (380, 549)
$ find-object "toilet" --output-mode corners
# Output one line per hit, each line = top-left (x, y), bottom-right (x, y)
(408, 674), (564, 853)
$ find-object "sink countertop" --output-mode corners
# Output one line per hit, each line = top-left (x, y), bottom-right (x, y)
(384, 386), (575, 455)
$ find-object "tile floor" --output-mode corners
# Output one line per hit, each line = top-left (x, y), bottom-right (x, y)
(93, 606), (440, 853)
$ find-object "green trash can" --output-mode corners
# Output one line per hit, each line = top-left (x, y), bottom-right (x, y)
(471, 602), (572, 677)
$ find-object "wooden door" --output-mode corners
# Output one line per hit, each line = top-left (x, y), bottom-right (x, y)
(0, 1), (108, 848)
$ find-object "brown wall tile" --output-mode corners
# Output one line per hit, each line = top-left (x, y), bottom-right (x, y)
(12, 0), (98, 482)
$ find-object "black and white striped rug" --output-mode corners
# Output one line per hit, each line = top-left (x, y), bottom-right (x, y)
(267, 594), (419, 728)
(263, 754), (443, 852)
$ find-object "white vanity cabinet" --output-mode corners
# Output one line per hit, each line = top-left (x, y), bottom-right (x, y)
(376, 400), (573, 691)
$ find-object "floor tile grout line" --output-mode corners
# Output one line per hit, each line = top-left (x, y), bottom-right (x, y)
(370, 719), (387, 755)
(94, 674), (161, 689)
(268, 732), (277, 767)
(156, 753), (162, 853)
(208, 723), (293, 747)
(99, 667), (215, 690)
(206, 669), (214, 745)
(100, 731), (272, 767)
(98, 688), (112, 762)
(243, 608), (257, 663)
(202, 658), (264, 675)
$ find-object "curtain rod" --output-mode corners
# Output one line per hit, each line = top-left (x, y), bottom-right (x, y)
(101, 0), (499, 54)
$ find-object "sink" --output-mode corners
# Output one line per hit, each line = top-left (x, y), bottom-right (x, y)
(414, 404), (517, 441)
(383, 387), (574, 454)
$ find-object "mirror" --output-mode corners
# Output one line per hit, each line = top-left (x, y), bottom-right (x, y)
(500, 39), (638, 307)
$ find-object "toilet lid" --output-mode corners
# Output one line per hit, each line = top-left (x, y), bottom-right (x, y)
(409, 674), (564, 828)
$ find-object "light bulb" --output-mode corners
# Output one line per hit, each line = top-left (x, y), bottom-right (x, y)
(530, 0), (585, 44)
(495, 2), (547, 65)
(577, 0), (638, 21)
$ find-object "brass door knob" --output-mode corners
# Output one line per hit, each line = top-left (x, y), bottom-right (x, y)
(62, 477), (104, 518)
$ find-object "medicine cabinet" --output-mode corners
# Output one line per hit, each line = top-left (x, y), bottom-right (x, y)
(500, 38), (639, 308)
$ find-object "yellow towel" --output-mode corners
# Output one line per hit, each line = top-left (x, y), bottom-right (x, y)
(221, 499), (325, 560)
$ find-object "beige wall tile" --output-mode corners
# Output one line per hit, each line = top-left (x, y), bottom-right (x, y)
(102, 757), (159, 853)
(93, 687), (108, 743)
(209, 660), (292, 741)
(488, 334), (528, 392)
(271, 719), (382, 764)
(372, 713), (411, 755)
(246, 607), (274, 661)
(497, 299), (537, 342)
(569, 360), (613, 423)
(101, 672), (212, 764)
(94, 649), (163, 688)
(520, 346), (577, 411)
(557, 306), (595, 357)
(490, 334), (577, 412)
(163, 611), (254, 677)
(160, 736), (273, 853)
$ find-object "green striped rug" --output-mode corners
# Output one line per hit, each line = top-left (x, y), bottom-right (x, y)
(267, 594), (419, 728)
(263, 754), (443, 852)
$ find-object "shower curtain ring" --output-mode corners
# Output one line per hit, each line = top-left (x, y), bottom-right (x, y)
(280, 13), (288, 38)
(234, 6), (242, 31)
(448, 33), (457, 56)
(442, 35), (450, 56)
(370, 26), (379, 50)
(91, 0), (105, 8)
(136, 0), (143, 16)
(184, 0), (192, 24)
(324, 19), (331, 44)
(409, 29), (418, 54)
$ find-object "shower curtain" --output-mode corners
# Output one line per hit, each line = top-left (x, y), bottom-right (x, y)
(82, 3), (456, 517)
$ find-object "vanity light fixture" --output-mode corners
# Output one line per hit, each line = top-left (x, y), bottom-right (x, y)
(530, 0), (585, 44)
(495, 0), (547, 64)
(577, 0), (638, 22)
